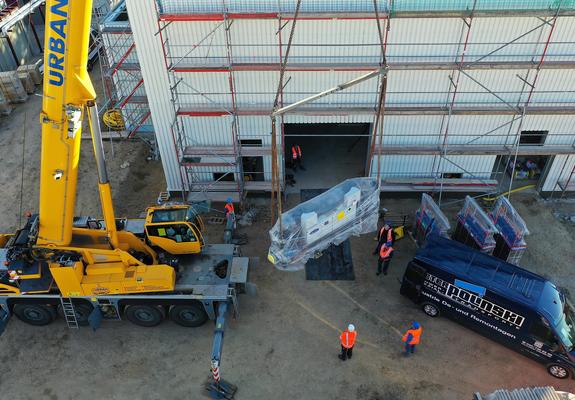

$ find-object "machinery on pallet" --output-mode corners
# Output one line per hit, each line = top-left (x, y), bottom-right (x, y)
(413, 193), (450, 247)
(0, 1), (247, 398)
(452, 196), (498, 254)
(489, 197), (530, 265)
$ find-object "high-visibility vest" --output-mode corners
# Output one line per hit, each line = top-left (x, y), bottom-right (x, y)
(340, 330), (357, 349)
(379, 227), (393, 243)
(379, 245), (393, 259)
(224, 203), (234, 215)
(402, 327), (422, 345)
(291, 145), (302, 159)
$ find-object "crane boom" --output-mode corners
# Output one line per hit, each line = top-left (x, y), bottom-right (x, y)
(37, 0), (99, 246)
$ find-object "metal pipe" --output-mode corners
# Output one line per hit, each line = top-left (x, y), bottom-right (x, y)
(87, 102), (110, 184)
(272, 68), (384, 116)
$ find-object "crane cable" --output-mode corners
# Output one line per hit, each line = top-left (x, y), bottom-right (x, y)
(102, 108), (125, 131)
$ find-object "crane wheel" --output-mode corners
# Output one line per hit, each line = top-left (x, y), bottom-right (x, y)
(57, 302), (93, 327)
(169, 303), (208, 327)
(124, 305), (165, 327)
(13, 304), (56, 326)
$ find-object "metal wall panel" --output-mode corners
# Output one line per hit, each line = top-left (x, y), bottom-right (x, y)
(181, 115), (233, 146)
(165, 20), (227, 66)
(176, 71), (230, 106)
(521, 115), (575, 145)
(541, 154), (575, 191)
(387, 18), (463, 63)
(370, 154), (496, 179)
(232, 20), (278, 64)
(125, 0), (182, 191)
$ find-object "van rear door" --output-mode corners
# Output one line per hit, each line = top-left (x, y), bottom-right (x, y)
(400, 262), (426, 301)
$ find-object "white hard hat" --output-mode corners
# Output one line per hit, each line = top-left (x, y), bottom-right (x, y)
(348, 324), (355, 332)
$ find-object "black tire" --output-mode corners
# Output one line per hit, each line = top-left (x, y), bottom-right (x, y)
(13, 304), (56, 326)
(547, 364), (570, 379)
(124, 305), (164, 327)
(422, 302), (440, 318)
(169, 303), (208, 327)
(57, 302), (93, 327)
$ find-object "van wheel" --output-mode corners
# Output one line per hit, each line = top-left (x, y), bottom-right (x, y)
(422, 303), (440, 317)
(547, 364), (570, 379)
(13, 304), (56, 326)
(124, 305), (165, 327)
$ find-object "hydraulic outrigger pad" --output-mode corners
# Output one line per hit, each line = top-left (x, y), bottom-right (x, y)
(204, 377), (238, 399)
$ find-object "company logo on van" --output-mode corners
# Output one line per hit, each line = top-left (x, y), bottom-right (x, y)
(424, 274), (525, 328)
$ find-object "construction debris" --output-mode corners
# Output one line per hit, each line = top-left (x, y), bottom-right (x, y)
(17, 71), (35, 94)
(17, 60), (43, 85)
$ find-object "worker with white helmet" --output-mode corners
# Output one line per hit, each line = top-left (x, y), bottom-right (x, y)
(338, 323), (357, 361)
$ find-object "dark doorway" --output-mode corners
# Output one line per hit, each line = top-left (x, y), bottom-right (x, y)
(284, 123), (370, 192)
(242, 156), (264, 182)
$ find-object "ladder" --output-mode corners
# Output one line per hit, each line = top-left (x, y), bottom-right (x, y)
(60, 298), (79, 329)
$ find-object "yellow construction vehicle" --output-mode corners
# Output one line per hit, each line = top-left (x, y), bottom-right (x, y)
(0, 0), (249, 339)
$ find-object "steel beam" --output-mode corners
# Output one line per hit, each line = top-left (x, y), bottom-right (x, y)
(171, 60), (575, 73)
(178, 105), (575, 116)
(159, 10), (575, 22)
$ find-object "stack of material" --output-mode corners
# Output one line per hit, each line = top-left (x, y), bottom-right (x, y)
(474, 386), (574, 400)
(490, 197), (530, 265)
(17, 59), (43, 85)
(452, 195), (499, 254)
(17, 70), (35, 94)
(413, 193), (450, 247)
(0, 71), (27, 103)
(0, 90), (12, 115)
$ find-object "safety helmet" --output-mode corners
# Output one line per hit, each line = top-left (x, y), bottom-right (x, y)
(412, 321), (420, 329)
(348, 324), (355, 332)
(226, 197), (233, 203)
(385, 221), (393, 227)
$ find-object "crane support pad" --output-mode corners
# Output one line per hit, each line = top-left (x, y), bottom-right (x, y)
(305, 240), (355, 281)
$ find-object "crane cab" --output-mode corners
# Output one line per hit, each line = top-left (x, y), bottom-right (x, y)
(144, 205), (205, 255)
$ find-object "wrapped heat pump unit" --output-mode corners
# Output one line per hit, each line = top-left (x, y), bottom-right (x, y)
(268, 178), (380, 271)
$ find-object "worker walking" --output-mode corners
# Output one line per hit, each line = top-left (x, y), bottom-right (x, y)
(376, 243), (394, 276)
(338, 324), (357, 361)
(402, 322), (422, 356)
(291, 144), (304, 171)
(373, 221), (395, 255)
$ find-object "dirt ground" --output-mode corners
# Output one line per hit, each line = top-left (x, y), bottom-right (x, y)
(1, 87), (574, 399)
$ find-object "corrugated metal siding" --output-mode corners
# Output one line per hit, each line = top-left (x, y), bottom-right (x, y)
(388, 18), (463, 63)
(370, 154), (496, 179)
(125, 0), (182, 191)
(165, 21), (227, 66)
(542, 154), (575, 191)
(521, 115), (575, 145)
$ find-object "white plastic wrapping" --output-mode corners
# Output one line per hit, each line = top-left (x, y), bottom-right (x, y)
(490, 196), (529, 249)
(267, 178), (380, 271)
(414, 193), (450, 246)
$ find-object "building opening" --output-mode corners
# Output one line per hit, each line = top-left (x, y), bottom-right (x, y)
(283, 123), (370, 192)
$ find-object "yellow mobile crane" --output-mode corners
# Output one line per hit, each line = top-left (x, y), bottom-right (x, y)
(0, 0), (248, 360)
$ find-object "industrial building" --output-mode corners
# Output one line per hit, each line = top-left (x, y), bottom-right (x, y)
(100, 0), (575, 201)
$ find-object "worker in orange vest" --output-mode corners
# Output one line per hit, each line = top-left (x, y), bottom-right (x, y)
(224, 197), (235, 218)
(291, 144), (304, 171)
(377, 242), (394, 276)
(402, 321), (422, 356)
(338, 323), (357, 361)
(373, 221), (395, 255)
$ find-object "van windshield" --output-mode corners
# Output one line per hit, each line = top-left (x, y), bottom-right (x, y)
(555, 295), (575, 351)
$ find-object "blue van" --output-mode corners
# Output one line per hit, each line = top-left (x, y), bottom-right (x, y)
(401, 235), (575, 379)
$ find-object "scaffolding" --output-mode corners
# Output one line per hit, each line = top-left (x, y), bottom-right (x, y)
(101, 0), (575, 200)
